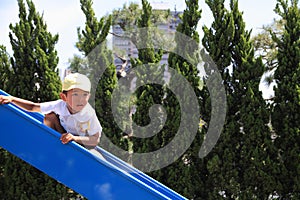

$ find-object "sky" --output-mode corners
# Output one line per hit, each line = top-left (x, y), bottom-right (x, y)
(0, 0), (279, 98)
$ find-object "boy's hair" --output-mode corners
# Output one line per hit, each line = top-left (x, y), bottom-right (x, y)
(62, 73), (91, 92)
(62, 90), (68, 96)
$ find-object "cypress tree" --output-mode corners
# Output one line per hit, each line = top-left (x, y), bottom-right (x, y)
(202, 1), (234, 198)
(1, 0), (78, 199)
(203, 0), (276, 198)
(0, 45), (11, 91)
(0, 148), (8, 195)
(149, 0), (203, 198)
(228, 0), (276, 198)
(130, 0), (165, 167)
(76, 0), (121, 151)
(8, 0), (61, 101)
(110, 1), (174, 163)
(271, 0), (300, 198)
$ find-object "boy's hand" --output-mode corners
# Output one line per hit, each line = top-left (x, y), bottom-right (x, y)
(0, 95), (13, 104)
(60, 133), (74, 144)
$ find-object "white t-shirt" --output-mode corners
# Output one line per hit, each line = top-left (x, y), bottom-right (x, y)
(40, 100), (102, 137)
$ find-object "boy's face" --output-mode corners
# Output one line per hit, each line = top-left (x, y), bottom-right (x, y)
(60, 88), (90, 114)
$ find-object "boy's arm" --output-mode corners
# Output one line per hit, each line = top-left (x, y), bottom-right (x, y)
(0, 95), (41, 112)
(61, 132), (100, 147)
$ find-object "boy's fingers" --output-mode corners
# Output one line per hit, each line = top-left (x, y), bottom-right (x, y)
(0, 96), (5, 104)
(60, 133), (66, 140)
(0, 96), (12, 104)
(60, 133), (73, 144)
(60, 133), (68, 142)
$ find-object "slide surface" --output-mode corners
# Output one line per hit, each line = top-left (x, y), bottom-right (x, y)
(0, 90), (187, 200)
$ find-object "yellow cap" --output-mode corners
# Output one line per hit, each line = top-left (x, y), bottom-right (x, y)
(62, 73), (91, 92)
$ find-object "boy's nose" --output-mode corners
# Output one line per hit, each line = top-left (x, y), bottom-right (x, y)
(79, 95), (87, 102)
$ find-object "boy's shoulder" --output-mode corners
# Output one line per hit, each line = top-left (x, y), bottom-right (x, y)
(41, 99), (66, 109)
(40, 99), (66, 115)
(42, 99), (64, 105)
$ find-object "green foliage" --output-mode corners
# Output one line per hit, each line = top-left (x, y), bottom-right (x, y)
(77, 0), (111, 55)
(112, 2), (142, 31)
(68, 54), (89, 74)
(130, 0), (165, 164)
(112, 2), (171, 31)
(251, 19), (285, 90)
(252, 19), (284, 71)
(271, 0), (300, 198)
(8, 0), (61, 102)
(141, 0), (204, 198)
(202, 0), (276, 198)
(0, 45), (11, 91)
(111, 1), (172, 53)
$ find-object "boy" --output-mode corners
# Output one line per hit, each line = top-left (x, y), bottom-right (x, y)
(0, 73), (102, 150)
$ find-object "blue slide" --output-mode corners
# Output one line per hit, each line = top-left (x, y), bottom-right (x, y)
(0, 90), (187, 200)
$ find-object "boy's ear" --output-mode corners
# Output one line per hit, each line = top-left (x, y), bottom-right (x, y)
(60, 92), (67, 101)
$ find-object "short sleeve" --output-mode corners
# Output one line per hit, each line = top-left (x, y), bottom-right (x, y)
(40, 100), (64, 115)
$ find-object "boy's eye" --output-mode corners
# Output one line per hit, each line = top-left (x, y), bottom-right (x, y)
(72, 93), (79, 96)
